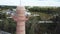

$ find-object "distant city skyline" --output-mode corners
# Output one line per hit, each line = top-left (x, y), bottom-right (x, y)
(0, 0), (60, 6)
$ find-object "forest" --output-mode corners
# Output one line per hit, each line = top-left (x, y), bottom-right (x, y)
(0, 6), (60, 34)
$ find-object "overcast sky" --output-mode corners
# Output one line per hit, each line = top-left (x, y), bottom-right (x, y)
(0, 0), (60, 6)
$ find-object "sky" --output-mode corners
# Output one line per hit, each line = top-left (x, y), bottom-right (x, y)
(0, 0), (60, 7)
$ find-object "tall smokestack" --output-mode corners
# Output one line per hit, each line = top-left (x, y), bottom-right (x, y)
(12, 6), (28, 34)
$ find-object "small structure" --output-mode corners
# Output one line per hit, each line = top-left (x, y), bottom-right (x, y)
(38, 21), (53, 23)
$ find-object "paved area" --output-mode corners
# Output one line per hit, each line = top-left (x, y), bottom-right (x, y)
(0, 30), (11, 34)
